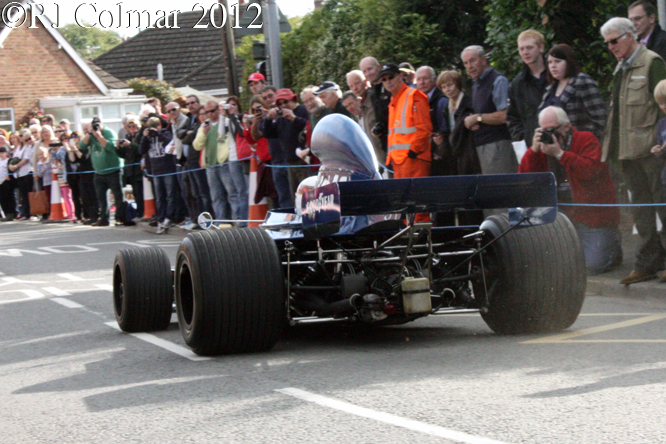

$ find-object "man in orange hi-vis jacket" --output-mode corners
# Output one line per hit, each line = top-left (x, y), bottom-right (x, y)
(380, 63), (433, 179)
(379, 62), (433, 222)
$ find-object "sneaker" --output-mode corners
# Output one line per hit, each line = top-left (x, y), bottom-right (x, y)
(183, 221), (198, 231)
(155, 224), (166, 235)
(162, 218), (175, 228)
(91, 220), (110, 227)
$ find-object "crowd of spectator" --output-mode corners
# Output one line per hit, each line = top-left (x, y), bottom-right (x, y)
(3, 2), (666, 284)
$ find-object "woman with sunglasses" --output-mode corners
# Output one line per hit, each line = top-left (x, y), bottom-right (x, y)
(538, 44), (607, 139)
(8, 129), (34, 220)
(243, 95), (276, 207)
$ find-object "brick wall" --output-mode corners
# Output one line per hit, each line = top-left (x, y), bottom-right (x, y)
(0, 19), (102, 128)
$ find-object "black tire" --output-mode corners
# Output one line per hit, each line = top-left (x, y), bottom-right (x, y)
(175, 228), (286, 356)
(478, 212), (586, 334)
(113, 247), (173, 332)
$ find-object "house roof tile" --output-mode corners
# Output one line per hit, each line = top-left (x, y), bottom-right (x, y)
(93, 10), (244, 92)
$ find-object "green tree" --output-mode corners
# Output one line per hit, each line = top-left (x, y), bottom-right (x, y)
(279, 0), (488, 94)
(126, 78), (180, 105)
(60, 23), (123, 59)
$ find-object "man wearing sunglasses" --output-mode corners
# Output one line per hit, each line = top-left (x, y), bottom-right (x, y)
(380, 63), (432, 181)
(177, 95), (214, 222)
(601, 17), (666, 285)
(262, 88), (311, 196)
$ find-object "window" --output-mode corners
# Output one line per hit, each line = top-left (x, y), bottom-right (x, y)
(0, 108), (15, 133)
(81, 106), (100, 120)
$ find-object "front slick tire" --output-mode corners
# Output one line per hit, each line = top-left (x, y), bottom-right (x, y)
(175, 228), (286, 356)
(479, 213), (586, 334)
(113, 247), (173, 332)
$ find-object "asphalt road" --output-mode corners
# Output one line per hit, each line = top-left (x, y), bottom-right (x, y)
(1, 221), (665, 444)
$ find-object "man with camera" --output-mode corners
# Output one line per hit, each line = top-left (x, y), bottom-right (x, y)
(80, 117), (124, 227)
(520, 106), (622, 274)
(261, 88), (311, 196)
(116, 115), (143, 222)
(140, 117), (176, 234)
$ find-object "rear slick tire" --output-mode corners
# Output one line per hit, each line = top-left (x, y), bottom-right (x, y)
(175, 228), (286, 356)
(113, 247), (173, 332)
(479, 212), (586, 334)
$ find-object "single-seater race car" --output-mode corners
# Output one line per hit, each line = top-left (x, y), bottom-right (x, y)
(112, 114), (586, 356)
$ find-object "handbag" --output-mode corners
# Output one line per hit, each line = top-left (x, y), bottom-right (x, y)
(29, 181), (49, 215)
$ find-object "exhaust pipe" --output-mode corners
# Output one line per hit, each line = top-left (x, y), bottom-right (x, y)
(302, 294), (363, 317)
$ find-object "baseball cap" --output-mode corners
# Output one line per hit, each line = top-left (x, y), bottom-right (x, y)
(275, 88), (298, 103)
(247, 73), (266, 84)
(313, 81), (340, 95)
(399, 62), (415, 74)
(378, 63), (401, 78)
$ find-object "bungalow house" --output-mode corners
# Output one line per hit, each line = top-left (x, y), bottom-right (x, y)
(0, 0), (146, 134)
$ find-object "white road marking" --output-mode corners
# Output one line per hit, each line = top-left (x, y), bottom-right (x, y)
(0, 289), (45, 304)
(58, 273), (85, 281)
(0, 277), (47, 287)
(105, 322), (210, 362)
(39, 245), (99, 254)
(51, 298), (84, 309)
(523, 314), (666, 344)
(8, 331), (92, 346)
(95, 284), (113, 292)
(42, 287), (71, 296)
(276, 388), (512, 444)
(88, 241), (150, 248)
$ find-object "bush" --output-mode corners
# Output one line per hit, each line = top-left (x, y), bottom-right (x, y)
(126, 78), (181, 105)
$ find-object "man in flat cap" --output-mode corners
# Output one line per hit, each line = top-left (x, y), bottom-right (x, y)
(314, 81), (354, 119)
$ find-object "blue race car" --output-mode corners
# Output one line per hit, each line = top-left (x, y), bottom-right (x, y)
(112, 114), (586, 356)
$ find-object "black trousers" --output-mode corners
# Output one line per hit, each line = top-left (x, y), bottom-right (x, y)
(0, 178), (16, 218)
(94, 171), (125, 224)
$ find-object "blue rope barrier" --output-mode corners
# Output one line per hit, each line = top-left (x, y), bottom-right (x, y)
(559, 202), (666, 207)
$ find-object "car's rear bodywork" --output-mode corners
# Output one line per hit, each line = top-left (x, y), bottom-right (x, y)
(113, 114), (586, 356)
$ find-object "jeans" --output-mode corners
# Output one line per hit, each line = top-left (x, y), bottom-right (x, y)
(174, 165), (189, 221)
(227, 160), (249, 225)
(94, 171), (124, 224)
(153, 173), (177, 222)
(271, 161), (293, 209)
(206, 164), (231, 221)
(574, 222), (622, 275)
(187, 164), (213, 217)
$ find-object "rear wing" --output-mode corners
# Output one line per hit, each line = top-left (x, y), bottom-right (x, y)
(337, 173), (556, 215)
(300, 173), (557, 238)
